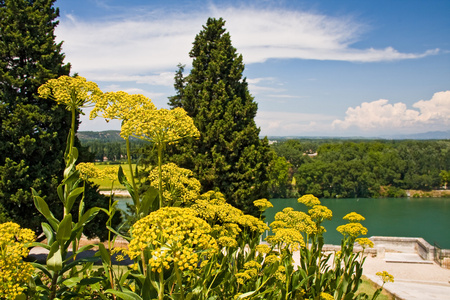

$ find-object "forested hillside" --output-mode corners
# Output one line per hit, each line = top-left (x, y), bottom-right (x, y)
(270, 139), (450, 198)
(77, 130), (148, 162)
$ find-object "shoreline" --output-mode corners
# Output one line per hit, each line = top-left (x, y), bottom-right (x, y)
(100, 189), (450, 198)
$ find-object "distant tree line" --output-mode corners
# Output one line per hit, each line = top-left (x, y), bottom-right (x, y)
(79, 139), (149, 162)
(269, 139), (450, 198)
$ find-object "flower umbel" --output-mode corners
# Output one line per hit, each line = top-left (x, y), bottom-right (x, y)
(298, 194), (321, 207)
(376, 271), (394, 283)
(0, 222), (35, 298)
(38, 75), (102, 110)
(128, 207), (218, 273)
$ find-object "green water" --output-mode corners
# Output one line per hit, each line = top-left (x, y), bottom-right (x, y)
(117, 197), (450, 248)
(265, 198), (450, 248)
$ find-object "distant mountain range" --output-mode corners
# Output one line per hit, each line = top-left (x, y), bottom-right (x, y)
(78, 130), (450, 142)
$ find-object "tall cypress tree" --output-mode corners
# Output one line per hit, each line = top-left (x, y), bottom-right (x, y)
(168, 18), (271, 215)
(0, 0), (71, 230)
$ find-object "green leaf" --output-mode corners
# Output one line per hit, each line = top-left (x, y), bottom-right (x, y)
(105, 289), (143, 300)
(118, 165), (135, 201)
(41, 222), (55, 245)
(46, 241), (63, 272)
(66, 186), (84, 213)
(32, 188), (59, 231)
(56, 214), (72, 243)
(237, 291), (256, 299)
(98, 243), (111, 265)
(74, 207), (100, 230)
(64, 147), (78, 178)
(139, 185), (158, 216)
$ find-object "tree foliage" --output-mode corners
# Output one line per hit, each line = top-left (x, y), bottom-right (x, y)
(0, 0), (115, 237)
(167, 18), (271, 215)
(270, 139), (450, 198)
(0, 0), (71, 230)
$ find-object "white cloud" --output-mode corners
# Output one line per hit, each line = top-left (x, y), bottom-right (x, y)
(56, 5), (439, 84)
(332, 91), (450, 132)
(256, 111), (336, 136)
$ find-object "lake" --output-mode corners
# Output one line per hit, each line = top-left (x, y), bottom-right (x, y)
(266, 197), (450, 248)
(117, 197), (450, 248)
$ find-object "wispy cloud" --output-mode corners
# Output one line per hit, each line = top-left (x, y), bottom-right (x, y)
(56, 5), (439, 84)
(332, 91), (450, 132)
(256, 111), (336, 136)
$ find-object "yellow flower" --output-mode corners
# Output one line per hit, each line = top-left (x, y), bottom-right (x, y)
(253, 198), (273, 211)
(76, 162), (100, 180)
(0, 222), (35, 298)
(90, 91), (155, 122)
(128, 207), (218, 273)
(191, 191), (269, 240)
(297, 194), (321, 207)
(308, 205), (333, 222)
(376, 271), (394, 283)
(38, 75), (102, 110)
(336, 222), (368, 238)
(148, 163), (201, 206)
(355, 237), (374, 249)
(264, 254), (280, 264)
(120, 107), (199, 144)
(255, 244), (271, 255)
(343, 212), (365, 223)
(320, 292), (334, 300)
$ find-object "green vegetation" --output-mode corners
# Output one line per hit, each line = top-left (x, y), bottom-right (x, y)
(0, 0), (71, 229)
(89, 163), (135, 190)
(270, 139), (450, 198)
(166, 18), (272, 216)
(357, 276), (394, 300)
(0, 5), (396, 298)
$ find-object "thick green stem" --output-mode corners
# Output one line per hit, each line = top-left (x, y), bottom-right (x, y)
(49, 270), (59, 300)
(126, 137), (139, 212)
(158, 270), (164, 300)
(175, 264), (185, 300)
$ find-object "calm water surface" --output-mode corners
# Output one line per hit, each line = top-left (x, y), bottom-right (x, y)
(117, 197), (450, 248)
(266, 198), (450, 248)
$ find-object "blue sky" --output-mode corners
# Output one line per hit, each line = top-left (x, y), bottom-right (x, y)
(54, 0), (450, 137)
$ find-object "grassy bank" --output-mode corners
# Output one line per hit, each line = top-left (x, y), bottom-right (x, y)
(90, 163), (135, 190)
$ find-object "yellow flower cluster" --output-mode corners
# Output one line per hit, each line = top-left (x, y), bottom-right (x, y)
(267, 207), (323, 250)
(255, 244), (271, 255)
(376, 271), (394, 283)
(38, 76), (102, 110)
(76, 163), (118, 181)
(253, 198), (273, 211)
(76, 162), (100, 180)
(128, 207), (218, 273)
(264, 254), (280, 264)
(297, 194), (321, 207)
(274, 265), (286, 281)
(148, 163), (201, 205)
(120, 107), (200, 144)
(191, 191), (269, 242)
(0, 222), (35, 299)
(336, 222), (368, 238)
(355, 238), (374, 249)
(337, 211), (368, 238)
(343, 212), (365, 222)
(320, 292), (334, 300)
(308, 205), (333, 222)
(90, 91), (155, 122)
(235, 261), (262, 284)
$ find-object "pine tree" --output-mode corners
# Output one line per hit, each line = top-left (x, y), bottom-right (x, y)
(0, 0), (81, 232)
(168, 18), (271, 215)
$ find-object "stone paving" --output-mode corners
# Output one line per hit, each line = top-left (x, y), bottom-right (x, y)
(363, 252), (450, 299)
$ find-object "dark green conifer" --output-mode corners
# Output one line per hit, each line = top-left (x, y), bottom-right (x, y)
(168, 18), (271, 215)
(0, 1), (117, 238)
